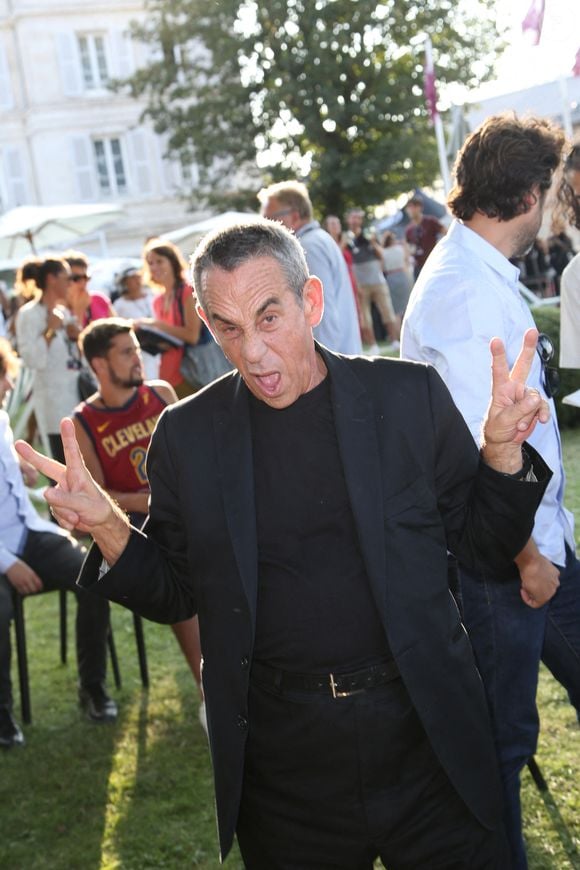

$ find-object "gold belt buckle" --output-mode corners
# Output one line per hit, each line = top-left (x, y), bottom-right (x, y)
(329, 673), (351, 699)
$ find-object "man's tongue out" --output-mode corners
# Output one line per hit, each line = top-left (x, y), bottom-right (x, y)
(256, 372), (281, 393)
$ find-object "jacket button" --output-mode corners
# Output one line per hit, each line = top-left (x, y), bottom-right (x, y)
(237, 715), (248, 730)
(240, 656), (249, 669)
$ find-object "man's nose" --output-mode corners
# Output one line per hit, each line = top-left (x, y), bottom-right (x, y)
(241, 331), (267, 364)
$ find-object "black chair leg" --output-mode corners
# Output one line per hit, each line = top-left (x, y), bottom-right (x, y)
(59, 589), (67, 664)
(107, 624), (122, 690)
(12, 593), (31, 725)
(133, 614), (149, 688)
(527, 756), (548, 792)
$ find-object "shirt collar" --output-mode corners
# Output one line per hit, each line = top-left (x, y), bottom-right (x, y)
(449, 219), (521, 287)
(296, 220), (320, 237)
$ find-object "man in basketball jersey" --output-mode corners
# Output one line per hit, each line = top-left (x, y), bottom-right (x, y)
(74, 319), (205, 723)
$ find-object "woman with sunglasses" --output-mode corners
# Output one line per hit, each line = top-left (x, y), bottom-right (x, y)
(63, 250), (115, 329)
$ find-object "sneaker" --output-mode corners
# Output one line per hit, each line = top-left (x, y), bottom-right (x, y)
(79, 684), (118, 723)
(386, 340), (400, 351)
(0, 706), (25, 749)
(365, 343), (381, 356)
(198, 700), (208, 737)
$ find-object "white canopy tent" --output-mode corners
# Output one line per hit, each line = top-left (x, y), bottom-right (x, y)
(0, 203), (125, 259)
(161, 210), (257, 256)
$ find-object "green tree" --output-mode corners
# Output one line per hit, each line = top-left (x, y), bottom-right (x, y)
(122, 0), (502, 215)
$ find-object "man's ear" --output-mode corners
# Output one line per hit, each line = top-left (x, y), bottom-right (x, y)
(522, 190), (539, 213)
(91, 356), (106, 379)
(302, 276), (324, 328)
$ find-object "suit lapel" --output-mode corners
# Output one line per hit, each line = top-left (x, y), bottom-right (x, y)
(214, 375), (258, 629)
(322, 349), (389, 625)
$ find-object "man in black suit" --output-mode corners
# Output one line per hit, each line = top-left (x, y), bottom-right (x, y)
(18, 219), (551, 869)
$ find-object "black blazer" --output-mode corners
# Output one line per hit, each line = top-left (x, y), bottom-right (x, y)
(80, 345), (550, 861)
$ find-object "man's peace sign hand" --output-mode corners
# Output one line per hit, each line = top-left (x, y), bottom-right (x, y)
(481, 328), (550, 473)
(15, 418), (130, 565)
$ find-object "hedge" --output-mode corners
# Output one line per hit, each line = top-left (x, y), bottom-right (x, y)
(531, 306), (580, 429)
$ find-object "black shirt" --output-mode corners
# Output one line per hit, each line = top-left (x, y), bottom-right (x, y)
(249, 373), (392, 671)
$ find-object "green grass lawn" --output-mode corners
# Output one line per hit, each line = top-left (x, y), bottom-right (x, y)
(1, 434), (579, 869)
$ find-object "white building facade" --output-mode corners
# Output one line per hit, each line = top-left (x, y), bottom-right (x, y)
(0, 0), (204, 257)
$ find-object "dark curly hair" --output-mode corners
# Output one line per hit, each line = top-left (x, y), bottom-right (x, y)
(448, 113), (565, 222)
(558, 143), (580, 229)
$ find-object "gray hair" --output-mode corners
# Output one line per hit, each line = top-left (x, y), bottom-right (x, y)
(257, 180), (313, 222)
(190, 217), (310, 309)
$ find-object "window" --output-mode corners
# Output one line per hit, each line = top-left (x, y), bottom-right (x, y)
(71, 130), (153, 201)
(77, 34), (109, 89)
(93, 138), (127, 196)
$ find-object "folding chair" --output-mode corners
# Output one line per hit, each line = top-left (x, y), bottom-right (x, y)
(11, 589), (148, 725)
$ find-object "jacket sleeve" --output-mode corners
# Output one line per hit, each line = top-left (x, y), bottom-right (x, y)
(426, 365), (552, 569)
(77, 410), (197, 623)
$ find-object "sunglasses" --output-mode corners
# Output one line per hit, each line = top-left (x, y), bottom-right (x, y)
(536, 332), (560, 399)
(69, 273), (90, 283)
(266, 207), (293, 219)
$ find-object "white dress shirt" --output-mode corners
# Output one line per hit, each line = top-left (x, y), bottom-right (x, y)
(402, 219), (574, 567)
(0, 410), (66, 573)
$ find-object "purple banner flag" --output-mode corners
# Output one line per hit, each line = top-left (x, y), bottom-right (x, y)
(522, 0), (545, 45)
(573, 47), (580, 77)
(424, 39), (438, 124)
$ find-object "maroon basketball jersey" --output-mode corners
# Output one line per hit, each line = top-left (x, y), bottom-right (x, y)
(75, 384), (168, 492)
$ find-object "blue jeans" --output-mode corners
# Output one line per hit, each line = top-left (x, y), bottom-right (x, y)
(458, 546), (580, 870)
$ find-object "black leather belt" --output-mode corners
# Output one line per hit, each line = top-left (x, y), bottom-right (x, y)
(251, 659), (400, 699)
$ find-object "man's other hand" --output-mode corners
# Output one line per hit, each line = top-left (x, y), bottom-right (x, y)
(519, 553), (560, 608)
(6, 559), (43, 595)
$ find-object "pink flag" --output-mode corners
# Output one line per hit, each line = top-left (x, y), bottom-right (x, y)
(522, 0), (545, 45)
(573, 47), (580, 76)
(424, 38), (438, 125)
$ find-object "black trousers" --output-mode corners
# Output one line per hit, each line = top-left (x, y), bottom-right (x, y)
(0, 530), (110, 709)
(236, 676), (510, 870)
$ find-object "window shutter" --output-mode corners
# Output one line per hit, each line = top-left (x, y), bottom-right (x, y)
(56, 33), (83, 97)
(128, 129), (153, 195)
(0, 41), (14, 110)
(111, 30), (134, 79)
(70, 135), (96, 200)
(4, 146), (29, 206)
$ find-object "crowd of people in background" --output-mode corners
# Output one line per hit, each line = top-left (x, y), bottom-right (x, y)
(0, 190), (449, 368)
(0, 235), (212, 749)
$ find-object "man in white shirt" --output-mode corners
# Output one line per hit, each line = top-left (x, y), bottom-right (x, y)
(0, 339), (115, 748)
(258, 181), (362, 355)
(402, 113), (580, 870)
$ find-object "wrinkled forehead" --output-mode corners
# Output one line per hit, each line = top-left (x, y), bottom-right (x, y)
(200, 256), (295, 310)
